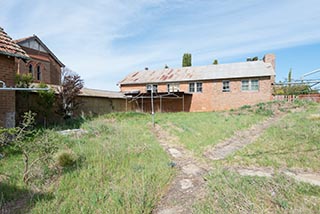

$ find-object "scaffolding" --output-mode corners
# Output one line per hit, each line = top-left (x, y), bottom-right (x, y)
(125, 91), (192, 113)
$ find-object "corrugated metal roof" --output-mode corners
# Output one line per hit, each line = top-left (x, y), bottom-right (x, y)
(0, 27), (30, 60)
(31, 84), (125, 99)
(119, 61), (275, 85)
(79, 88), (125, 98)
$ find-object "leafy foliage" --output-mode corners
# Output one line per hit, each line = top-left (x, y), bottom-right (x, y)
(15, 73), (33, 88)
(213, 59), (218, 65)
(246, 56), (259, 61)
(37, 83), (56, 126)
(55, 149), (78, 167)
(57, 71), (84, 120)
(273, 84), (314, 95)
(182, 53), (192, 67)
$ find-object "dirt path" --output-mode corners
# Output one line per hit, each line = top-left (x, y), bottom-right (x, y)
(151, 124), (211, 214)
(204, 113), (285, 160)
(227, 166), (320, 186)
(151, 105), (320, 213)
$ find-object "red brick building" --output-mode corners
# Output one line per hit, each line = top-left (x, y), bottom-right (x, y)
(14, 35), (65, 85)
(119, 54), (276, 112)
(0, 27), (30, 127)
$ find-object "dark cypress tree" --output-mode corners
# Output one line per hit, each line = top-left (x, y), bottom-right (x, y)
(182, 53), (192, 67)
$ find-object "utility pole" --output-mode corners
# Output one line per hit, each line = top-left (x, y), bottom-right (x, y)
(151, 85), (155, 127)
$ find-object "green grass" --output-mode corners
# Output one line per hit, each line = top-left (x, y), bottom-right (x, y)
(156, 109), (267, 156)
(224, 103), (320, 171)
(193, 168), (320, 213)
(1, 101), (319, 213)
(1, 113), (173, 213)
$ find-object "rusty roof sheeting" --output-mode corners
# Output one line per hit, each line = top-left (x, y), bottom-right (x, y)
(119, 61), (275, 85)
(0, 27), (29, 60)
(79, 88), (126, 98)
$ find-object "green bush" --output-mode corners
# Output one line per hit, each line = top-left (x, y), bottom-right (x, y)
(56, 149), (78, 167)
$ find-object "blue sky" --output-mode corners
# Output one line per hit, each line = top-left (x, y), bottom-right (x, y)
(1, 0), (320, 90)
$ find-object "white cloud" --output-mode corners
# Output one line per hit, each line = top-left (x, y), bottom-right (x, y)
(1, 0), (320, 90)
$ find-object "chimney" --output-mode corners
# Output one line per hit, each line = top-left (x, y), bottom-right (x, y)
(263, 53), (275, 71)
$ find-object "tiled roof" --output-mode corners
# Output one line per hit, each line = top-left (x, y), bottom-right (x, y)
(119, 61), (275, 85)
(0, 27), (29, 60)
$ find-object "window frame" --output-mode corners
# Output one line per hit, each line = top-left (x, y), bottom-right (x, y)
(146, 84), (158, 93)
(28, 64), (33, 75)
(36, 65), (41, 81)
(222, 80), (230, 92)
(167, 83), (180, 93)
(241, 79), (259, 91)
(189, 82), (203, 93)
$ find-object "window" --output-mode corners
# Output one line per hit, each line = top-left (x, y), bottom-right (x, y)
(251, 80), (259, 91)
(242, 79), (259, 91)
(29, 64), (33, 75)
(196, 82), (203, 92)
(189, 82), (202, 93)
(167, 83), (179, 92)
(189, 83), (195, 93)
(37, 65), (41, 81)
(146, 84), (158, 93)
(222, 81), (230, 92)
(241, 80), (249, 91)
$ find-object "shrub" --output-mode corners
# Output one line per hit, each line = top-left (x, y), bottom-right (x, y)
(56, 149), (78, 168)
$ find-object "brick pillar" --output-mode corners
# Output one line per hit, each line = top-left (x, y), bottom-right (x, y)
(263, 53), (276, 71)
(0, 55), (16, 128)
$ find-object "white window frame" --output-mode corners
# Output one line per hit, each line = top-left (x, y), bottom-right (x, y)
(167, 83), (180, 92)
(189, 82), (203, 93)
(241, 79), (259, 91)
(146, 84), (158, 93)
(222, 80), (230, 92)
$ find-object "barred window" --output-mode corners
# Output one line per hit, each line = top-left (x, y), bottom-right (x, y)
(222, 81), (230, 92)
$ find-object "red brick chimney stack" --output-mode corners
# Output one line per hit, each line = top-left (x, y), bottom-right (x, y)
(263, 53), (276, 71)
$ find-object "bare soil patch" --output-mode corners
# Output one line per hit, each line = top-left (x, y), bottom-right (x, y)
(204, 114), (286, 160)
(227, 166), (320, 186)
(151, 124), (211, 214)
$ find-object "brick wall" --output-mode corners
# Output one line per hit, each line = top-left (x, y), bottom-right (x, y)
(0, 55), (16, 128)
(17, 46), (61, 85)
(120, 76), (274, 112)
(15, 92), (129, 126)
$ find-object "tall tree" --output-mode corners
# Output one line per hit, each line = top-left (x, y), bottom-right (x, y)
(213, 59), (218, 65)
(288, 68), (292, 86)
(57, 69), (84, 120)
(182, 53), (192, 67)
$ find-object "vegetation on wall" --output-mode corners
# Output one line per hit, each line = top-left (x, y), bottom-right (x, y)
(36, 83), (56, 127)
(15, 74), (33, 88)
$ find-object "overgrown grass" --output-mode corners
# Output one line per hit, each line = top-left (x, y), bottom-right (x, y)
(193, 169), (320, 213)
(1, 101), (319, 213)
(224, 103), (320, 171)
(156, 108), (268, 156)
(1, 113), (173, 213)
